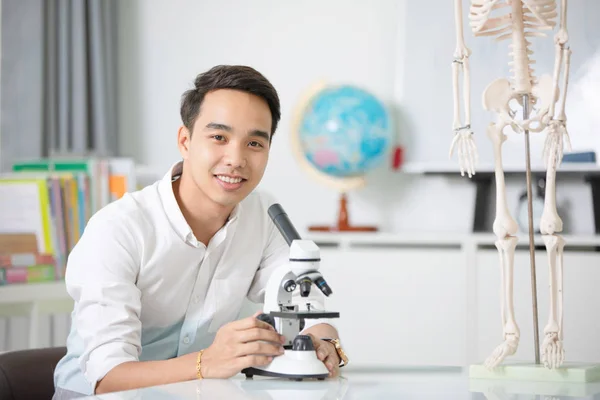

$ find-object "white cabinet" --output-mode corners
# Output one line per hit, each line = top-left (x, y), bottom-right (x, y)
(475, 248), (600, 365)
(308, 233), (600, 368)
(318, 244), (466, 368)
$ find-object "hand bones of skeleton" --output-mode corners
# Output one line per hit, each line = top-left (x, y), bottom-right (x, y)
(450, 0), (572, 370)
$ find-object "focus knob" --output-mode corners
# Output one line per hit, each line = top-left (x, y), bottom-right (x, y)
(256, 313), (276, 330)
(292, 335), (315, 351)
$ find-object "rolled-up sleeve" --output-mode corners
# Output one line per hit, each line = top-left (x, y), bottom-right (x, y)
(247, 218), (337, 332)
(64, 213), (142, 389)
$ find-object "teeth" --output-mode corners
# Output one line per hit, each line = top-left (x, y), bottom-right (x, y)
(217, 175), (242, 184)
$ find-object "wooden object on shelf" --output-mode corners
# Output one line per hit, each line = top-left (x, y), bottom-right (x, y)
(308, 192), (377, 232)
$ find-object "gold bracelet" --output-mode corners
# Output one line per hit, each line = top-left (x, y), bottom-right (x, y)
(196, 350), (205, 379)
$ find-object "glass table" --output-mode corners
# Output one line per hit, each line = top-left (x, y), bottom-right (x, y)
(81, 368), (600, 400)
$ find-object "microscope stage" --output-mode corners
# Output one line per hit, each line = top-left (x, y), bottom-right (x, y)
(269, 311), (340, 319)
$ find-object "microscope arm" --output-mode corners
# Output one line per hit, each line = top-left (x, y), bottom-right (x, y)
(263, 264), (295, 315)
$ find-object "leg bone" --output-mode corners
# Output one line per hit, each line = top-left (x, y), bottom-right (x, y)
(485, 236), (520, 369)
(484, 120), (520, 369)
(540, 140), (566, 369)
(540, 141), (563, 235)
(541, 234), (566, 369)
(557, 234), (565, 344)
(487, 122), (519, 238)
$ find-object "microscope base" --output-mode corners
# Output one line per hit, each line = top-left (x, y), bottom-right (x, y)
(242, 367), (328, 381)
(241, 349), (329, 381)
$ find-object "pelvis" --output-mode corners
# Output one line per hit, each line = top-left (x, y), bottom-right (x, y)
(482, 73), (556, 133)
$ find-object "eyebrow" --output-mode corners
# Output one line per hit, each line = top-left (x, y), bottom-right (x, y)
(205, 122), (232, 132)
(205, 122), (270, 142)
(249, 130), (271, 142)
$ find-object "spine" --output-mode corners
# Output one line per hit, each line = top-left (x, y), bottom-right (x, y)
(509, 1), (534, 94)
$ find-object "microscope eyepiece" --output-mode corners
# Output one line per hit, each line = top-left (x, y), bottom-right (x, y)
(268, 204), (301, 246)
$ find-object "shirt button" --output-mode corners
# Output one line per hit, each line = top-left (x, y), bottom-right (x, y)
(183, 336), (190, 344)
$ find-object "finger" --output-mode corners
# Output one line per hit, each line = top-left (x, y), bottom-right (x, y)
(462, 136), (470, 178)
(565, 131), (572, 151)
(238, 341), (285, 358)
(305, 333), (317, 343)
(470, 139), (479, 174)
(237, 327), (286, 345)
(557, 135), (565, 165)
(457, 140), (465, 176)
(316, 346), (328, 361)
(304, 333), (320, 350)
(323, 354), (340, 377)
(459, 136), (466, 173)
(304, 333), (329, 361)
(461, 137), (469, 177)
(315, 343), (331, 362)
(469, 137), (477, 174)
(466, 137), (474, 178)
(329, 365), (340, 378)
(469, 136), (479, 173)
(449, 134), (459, 158)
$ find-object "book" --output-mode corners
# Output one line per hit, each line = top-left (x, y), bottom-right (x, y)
(0, 156), (138, 285)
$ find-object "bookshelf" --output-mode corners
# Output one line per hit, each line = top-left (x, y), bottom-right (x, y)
(0, 281), (72, 349)
(0, 156), (137, 350)
(0, 156), (136, 286)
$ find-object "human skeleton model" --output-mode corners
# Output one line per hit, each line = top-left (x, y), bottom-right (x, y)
(449, 0), (572, 369)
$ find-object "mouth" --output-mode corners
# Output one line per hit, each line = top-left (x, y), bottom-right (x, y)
(214, 174), (247, 191)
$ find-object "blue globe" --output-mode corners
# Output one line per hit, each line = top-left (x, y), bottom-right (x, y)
(297, 85), (393, 178)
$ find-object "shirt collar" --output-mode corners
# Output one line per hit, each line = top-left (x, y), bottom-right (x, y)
(158, 161), (242, 244)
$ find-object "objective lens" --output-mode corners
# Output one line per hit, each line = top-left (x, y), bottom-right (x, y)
(299, 278), (312, 297)
(314, 276), (332, 296)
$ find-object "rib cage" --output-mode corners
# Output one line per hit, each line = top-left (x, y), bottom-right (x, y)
(468, 0), (558, 92)
(469, 1), (556, 39)
(469, 0), (511, 36)
(522, 0), (558, 29)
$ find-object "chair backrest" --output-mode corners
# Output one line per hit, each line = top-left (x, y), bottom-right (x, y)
(0, 346), (66, 400)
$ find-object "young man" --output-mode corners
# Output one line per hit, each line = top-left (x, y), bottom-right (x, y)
(52, 65), (347, 399)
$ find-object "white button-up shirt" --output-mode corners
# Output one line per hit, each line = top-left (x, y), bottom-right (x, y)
(53, 162), (329, 395)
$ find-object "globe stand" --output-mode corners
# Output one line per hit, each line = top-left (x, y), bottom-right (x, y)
(308, 192), (378, 232)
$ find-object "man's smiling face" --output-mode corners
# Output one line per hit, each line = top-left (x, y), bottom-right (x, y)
(178, 88), (272, 208)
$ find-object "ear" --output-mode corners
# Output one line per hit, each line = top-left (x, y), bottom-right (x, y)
(177, 126), (192, 159)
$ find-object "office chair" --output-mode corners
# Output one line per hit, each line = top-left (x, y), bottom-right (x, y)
(0, 346), (66, 400)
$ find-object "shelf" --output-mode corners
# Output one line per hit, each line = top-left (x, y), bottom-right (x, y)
(306, 231), (600, 249)
(0, 281), (68, 303)
(307, 231), (467, 245)
(400, 161), (600, 175)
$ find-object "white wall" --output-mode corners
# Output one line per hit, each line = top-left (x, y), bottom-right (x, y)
(402, 1), (600, 167)
(117, 0), (600, 236)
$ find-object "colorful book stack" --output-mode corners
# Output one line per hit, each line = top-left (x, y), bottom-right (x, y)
(0, 156), (137, 285)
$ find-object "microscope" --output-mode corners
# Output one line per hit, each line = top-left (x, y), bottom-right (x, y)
(242, 203), (340, 380)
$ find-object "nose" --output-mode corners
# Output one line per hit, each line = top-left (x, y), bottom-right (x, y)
(224, 144), (247, 169)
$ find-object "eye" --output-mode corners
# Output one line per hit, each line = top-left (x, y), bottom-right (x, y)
(249, 141), (264, 148)
(212, 135), (225, 141)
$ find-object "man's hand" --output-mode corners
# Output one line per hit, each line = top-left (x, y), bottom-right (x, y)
(306, 333), (341, 378)
(200, 311), (286, 378)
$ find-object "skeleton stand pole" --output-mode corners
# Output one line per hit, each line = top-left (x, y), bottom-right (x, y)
(522, 93), (541, 365)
